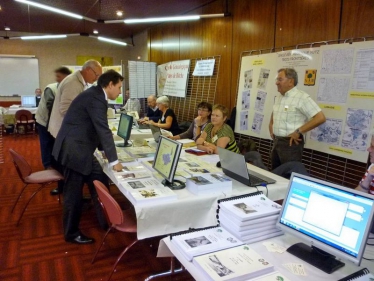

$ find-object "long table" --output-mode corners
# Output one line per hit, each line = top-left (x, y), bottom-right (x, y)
(156, 233), (374, 281)
(98, 143), (290, 240)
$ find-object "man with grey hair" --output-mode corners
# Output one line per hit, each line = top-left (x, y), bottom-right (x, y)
(48, 60), (102, 138)
(139, 94), (161, 123)
(269, 68), (326, 169)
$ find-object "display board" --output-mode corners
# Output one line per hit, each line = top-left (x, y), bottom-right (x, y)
(128, 61), (157, 98)
(0, 57), (39, 96)
(235, 41), (374, 163)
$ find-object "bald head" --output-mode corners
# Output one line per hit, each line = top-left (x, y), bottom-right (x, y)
(147, 94), (157, 108)
(81, 60), (102, 84)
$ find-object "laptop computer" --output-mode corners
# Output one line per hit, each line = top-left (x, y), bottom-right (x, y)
(149, 124), (162, 143)
(21, 95), (36, 107)
(133, 119), (150, 130)
(217, 147), (276, 187)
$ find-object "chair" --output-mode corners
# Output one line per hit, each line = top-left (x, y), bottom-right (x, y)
(15, 109), (35, 135)
(9, 149), (63, 225)
(92, 180), (138, 281)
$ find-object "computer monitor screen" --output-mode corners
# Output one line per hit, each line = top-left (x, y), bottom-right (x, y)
(21, 96), (36, 107)
(116, 113), (133, 147)
(276, 173), (374, 273)
(153, 136), (184, 189)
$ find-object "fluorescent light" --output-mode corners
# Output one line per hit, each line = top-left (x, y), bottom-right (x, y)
(21, 34), (67, 40)
(98, 36), (127, 46)
(15, 0), (83, 20)
(124, 15), (200, 24)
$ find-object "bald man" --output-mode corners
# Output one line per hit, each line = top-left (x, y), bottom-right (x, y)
(48, 60), (102, 138)
(139, 94), (161, 123)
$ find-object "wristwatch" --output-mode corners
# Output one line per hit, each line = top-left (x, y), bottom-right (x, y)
(295, 128), (302, 135)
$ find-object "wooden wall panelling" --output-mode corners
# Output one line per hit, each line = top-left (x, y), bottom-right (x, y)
(230, 0), (277, 111)
(149, 25), (165, 64)
(160, 23), (181, 63)
(179, 7), (203, 60)
(340, 0), (374, 38)
(275, 0), (341, 47)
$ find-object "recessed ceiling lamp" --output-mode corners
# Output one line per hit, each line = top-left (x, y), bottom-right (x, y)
(93, 29), (99, 34)
(5, 26), (10, 31)
(116, 10), (123, 17)
(14, 0), (96, 22)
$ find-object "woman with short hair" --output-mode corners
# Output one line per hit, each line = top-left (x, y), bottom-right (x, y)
(196, 104), (239, 154)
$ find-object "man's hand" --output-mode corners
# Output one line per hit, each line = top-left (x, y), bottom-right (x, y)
(113, 163), (123, 172)
(288, 131), (302, 146)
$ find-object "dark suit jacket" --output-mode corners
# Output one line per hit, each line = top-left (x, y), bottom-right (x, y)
(52, 85), (117, 175)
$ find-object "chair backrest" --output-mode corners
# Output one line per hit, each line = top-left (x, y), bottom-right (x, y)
(9, 149), (32, 181)
(93, 180), (124, 226)
(15, 110), (33, 123)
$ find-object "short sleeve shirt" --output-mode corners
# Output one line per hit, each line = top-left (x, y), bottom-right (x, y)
(360, 163), (374, 195)
(272, 87), (321, 137)
(204, 123), (239, 153)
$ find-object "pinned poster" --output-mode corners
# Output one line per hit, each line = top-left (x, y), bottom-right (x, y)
(163, 60), (190, 97)
(193, 59), (215, 76)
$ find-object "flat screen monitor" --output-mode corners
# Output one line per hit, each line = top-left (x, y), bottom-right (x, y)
(116, 113), (133, 147)
(276, 173), (374, 274)
(152, 136), (184, 190)
(21, 95), (36, 107)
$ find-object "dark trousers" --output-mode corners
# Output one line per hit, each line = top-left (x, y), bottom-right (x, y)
(37, 122), (55, 169)
(62, 159), (109, 240)
(271, 136), (304, 170)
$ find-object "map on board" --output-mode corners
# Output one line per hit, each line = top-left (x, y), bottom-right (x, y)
(309, 118), (343, 145)
(341, 108), (373, 151)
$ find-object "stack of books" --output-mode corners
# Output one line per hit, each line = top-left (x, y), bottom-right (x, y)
(218, 192), (283, 244)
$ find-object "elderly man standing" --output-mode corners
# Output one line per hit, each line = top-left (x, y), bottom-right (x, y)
(48, 60), (102, 195)
(48, 60), (102, 138)
(269, 68), (326, 170)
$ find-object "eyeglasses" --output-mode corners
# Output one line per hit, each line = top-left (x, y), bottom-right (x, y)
(90, 67), (100, 78)
(275, 77), (288, 82)
(198, 108), (209, 112)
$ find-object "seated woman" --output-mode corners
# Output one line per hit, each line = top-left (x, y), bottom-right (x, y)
(196, 104), (239, 154)
(356, 133), (374, 195)
(145, 95), (181, 136)
(170, 101), (212, 141)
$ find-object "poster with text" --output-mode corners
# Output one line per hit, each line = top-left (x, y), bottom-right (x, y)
(162, 60), (190, 97)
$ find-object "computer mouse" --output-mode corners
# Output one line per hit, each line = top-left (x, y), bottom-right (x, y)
(216, 161), (221, 168)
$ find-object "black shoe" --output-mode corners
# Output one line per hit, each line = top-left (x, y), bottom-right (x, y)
(50, 188), (62, 196)
(65, 234), (95, 244)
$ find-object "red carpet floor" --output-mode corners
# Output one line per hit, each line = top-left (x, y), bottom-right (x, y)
(0, 134), (194, 281)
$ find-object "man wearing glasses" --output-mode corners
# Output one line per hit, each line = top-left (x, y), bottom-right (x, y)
(48, 59), (102, 138)
(269, 68), (326, 169)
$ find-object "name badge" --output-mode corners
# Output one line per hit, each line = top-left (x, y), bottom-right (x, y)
(212, 135), (218, 143)
(284, 105), (289, 111)
(161, 116), (165, 122)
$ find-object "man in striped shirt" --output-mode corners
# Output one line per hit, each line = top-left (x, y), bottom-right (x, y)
(269, 68), (326, 170)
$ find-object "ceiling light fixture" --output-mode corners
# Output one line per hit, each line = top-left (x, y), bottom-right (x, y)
(93, 29), (99, 34)
(124, 15), (200, 24)
(14, 0), (96, 22)
(98, 36), (127, 46)
(5, 26), (10, 31)
(21, 34), (67, 40)
(116, 11), (123, 17)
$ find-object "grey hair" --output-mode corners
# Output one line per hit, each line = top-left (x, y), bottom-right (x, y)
(278, 68), (298, 86)
(156, 95), (169, 106)
(148, 94), (157, 101)
(82, 59), (101, 70)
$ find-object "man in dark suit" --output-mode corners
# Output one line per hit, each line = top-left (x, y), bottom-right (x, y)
(52, 70), (123, 244)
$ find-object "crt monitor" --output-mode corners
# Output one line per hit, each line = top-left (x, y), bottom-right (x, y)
(276, 173), (374, 274)
(152, 136), (184, 190)
(116, 113), (133, 147)
(21, 95), (36, 107)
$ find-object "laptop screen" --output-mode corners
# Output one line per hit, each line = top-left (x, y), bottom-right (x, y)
(21, 96), (36, 107)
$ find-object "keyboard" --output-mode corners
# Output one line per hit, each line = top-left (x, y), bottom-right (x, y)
(248, 174), (266, 186)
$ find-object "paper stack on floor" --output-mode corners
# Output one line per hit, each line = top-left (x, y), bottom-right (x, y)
(218, 192), (283, 244)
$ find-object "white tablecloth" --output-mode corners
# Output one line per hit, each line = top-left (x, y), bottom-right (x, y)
(157, 233), (374, 281)
(99, 148), (290, 240)
(6, 107), (38, 114)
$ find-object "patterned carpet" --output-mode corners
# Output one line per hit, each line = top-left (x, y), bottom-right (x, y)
(0, 134), (194, 281)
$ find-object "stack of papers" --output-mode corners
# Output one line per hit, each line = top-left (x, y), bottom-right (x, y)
(186, 173), (232, 195)
(218, 194), (283, 243)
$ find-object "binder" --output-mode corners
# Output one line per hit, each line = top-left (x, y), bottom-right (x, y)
(338, 268), (373, 281)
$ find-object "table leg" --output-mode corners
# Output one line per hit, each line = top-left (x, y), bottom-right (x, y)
(144, 257), (185, 281)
